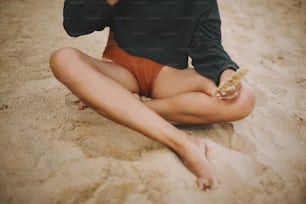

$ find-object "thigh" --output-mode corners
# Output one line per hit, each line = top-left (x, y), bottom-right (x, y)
(151, 66), (217, 99)
(76, 49), (139, 93)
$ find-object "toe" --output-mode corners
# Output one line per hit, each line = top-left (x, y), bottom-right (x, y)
(78, 101), (87, 110)
(210, 178), (220, 190)
(197, 177), (209, 190)
(197, 176), (220, 191)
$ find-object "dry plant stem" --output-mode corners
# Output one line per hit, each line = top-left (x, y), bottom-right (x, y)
(215, 68), (248, 94)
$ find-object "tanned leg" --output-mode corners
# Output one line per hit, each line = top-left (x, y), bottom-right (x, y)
(49, 48), (219, 190)
(148, 66), (255, 124)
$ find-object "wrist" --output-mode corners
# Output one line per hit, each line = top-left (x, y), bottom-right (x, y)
(220, 68), (236, 83)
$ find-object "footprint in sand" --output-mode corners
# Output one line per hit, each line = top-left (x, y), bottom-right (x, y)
(55, 116), (163, 161)
(214, 123), (256, 154)
(185, 123), (257, 155)
(229, 132), (257, 154)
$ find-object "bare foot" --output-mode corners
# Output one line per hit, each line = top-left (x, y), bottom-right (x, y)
(178, 137), (219, 190)
(78, 101), (88, 110)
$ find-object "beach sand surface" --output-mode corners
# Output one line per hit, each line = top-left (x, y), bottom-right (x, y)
(0, 0), (305, 203)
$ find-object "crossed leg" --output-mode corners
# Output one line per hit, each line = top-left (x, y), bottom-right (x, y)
(148, 66), (255, 124)
(49, 47), (255, 190)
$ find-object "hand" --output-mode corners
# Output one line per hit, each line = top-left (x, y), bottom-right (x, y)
(215, 83), (241, 100)
(107, 0), (119, 6)
(215, 69), (242, 100)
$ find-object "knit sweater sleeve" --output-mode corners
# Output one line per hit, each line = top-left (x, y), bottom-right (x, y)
(188, 0), (238, 85)
(63, 0), (114, 37)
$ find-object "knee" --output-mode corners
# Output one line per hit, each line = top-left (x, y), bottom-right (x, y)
(223, 86), (256, 122)
(238, 88), (256, 119)
(49, 47), (79, 82)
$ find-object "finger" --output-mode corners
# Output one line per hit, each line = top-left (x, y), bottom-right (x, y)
(216, 90), (235, 100)
(216, 83), (241, 99)
(221, 91), (239, 100)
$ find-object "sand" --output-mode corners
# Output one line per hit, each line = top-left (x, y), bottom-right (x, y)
(0, 0), (305, 203)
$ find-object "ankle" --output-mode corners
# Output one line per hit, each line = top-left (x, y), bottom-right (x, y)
(168, 132), (197, 157)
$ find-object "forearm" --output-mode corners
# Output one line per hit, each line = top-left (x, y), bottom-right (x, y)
(63, 0), (114, 37)
(189, 0), (238, 85)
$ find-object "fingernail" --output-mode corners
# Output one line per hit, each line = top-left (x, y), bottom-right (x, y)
(221, 92), (226, 96)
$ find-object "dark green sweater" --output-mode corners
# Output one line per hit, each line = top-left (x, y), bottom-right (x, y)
(63, 0), (238, 84)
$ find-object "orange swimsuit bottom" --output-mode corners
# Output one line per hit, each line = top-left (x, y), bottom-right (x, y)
(103, 39), (164, 97)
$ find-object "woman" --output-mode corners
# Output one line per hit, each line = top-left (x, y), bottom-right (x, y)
(50, 0), (255, 190)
